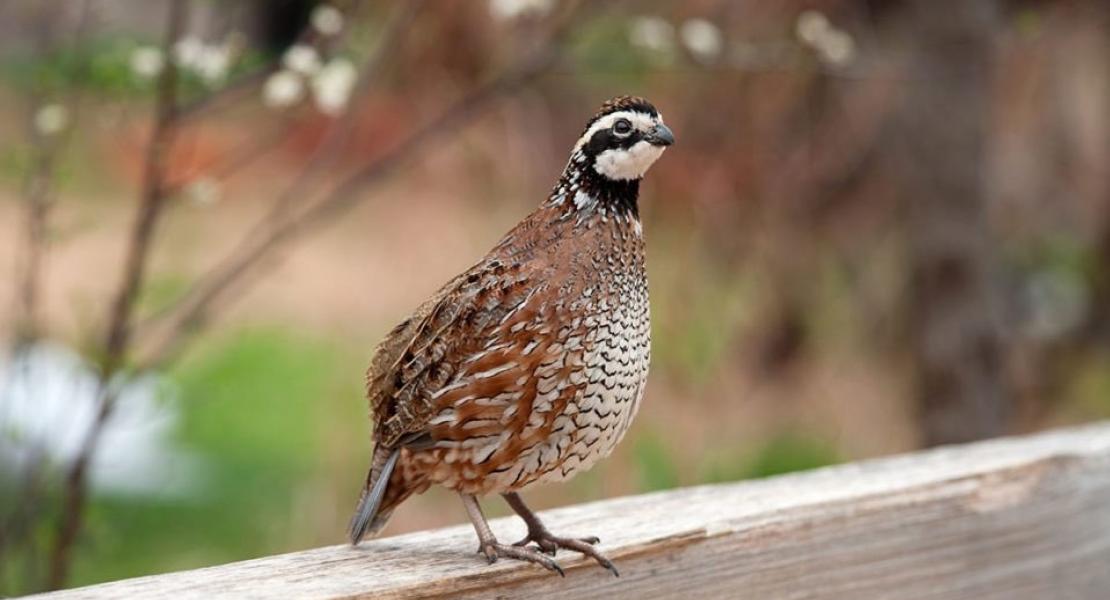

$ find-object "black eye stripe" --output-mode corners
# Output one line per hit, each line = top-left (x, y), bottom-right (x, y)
(585, 129), (644, 155)
(618, 131), (644, 147)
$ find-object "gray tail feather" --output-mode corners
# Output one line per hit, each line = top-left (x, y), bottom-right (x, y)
(348, 447), (400, 545)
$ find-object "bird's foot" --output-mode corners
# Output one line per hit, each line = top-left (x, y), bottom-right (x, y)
(477, 541), (565, 577)
(512, 529), (618, 577)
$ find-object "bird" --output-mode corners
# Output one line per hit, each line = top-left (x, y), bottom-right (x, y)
(348, 95), (674, 576)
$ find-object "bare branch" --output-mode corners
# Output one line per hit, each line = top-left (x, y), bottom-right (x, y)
(14, 128), (58, 345)
(134, 1), (582, 369)
(10, 0), (94, 345)
(1, 0), (94, 589)
(264, 0), (426, 222)
(171, 0), (368, 125)
(45, 0), (190, 589)
(161, 3), (405, 198)
(176, 64), (276, 122)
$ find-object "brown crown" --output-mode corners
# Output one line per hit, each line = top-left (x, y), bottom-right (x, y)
(578, 96), (660, 137)
(597, 95), (657, 117)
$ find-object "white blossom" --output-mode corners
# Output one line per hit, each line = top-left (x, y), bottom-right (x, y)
(629, 16), (675, 54)
(173, 36), (204, 68)
(795, 10), (856, 67)
(311, 5), (344, 36)
(263, 70), (305, 109)
(0, 343), (204, 498)
(195, 44), (232, 85)
(1023, 269), (1088, 340)
(34, 103), (69, 136)
(283, 43), (322, 75)
(130, 46), (165, 79)
(795, 10), (830, 45)
(680, 18), (723, 62)
(172, 36), (240, 84)
(488, 0), (554, 21)
(311, 58), (358, 116)
(185, 177), (222, 206)
(820, 31), (855, 66)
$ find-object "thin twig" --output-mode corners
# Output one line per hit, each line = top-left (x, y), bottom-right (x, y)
(134, 0), (427, 361)
(45, 0), (189, 589)
(15, 129), (56, 345)
(162, 2), (390, 197)
(172, 0), (366, 124)
(1, 0), (94, 590)
(134, 1), (582, 369)
(162, 111), (298, 196)
(176, 64), (276, 122)
(265, 0), (426, 223)
(10, 0), (95, 345)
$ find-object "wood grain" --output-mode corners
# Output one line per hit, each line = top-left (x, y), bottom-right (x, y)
(33, 422), (1110, 599)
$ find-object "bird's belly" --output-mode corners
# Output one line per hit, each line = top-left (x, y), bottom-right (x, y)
(523, 305), (650, 488)
(467, 285), (651, 493)
(415, 322), (650, 494)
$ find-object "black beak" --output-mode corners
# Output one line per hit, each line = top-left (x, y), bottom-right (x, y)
(647, 123), (675, 147)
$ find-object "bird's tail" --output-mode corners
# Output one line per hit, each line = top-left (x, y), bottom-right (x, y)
(348, 446), (400, 544)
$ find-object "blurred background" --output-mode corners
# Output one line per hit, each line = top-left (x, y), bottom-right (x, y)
(1, 0), (1108, 594)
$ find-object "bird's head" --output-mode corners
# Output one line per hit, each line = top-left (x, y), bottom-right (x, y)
(572, 96), (674, 182)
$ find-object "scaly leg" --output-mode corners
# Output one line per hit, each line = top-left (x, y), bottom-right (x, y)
(459, 493), (565, 576)
(502, 492), (619, 577)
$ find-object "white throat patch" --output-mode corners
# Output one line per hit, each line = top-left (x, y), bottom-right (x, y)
(593, 141), (666, 180)
(573, 109), (668, 181)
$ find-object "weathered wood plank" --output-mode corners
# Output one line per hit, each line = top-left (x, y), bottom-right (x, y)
(33, 422), (1110, 599)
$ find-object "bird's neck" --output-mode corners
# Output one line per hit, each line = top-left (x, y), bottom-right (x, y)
(545, 152), (640, 220)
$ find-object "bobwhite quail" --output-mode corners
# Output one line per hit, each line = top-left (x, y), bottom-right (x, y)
(349, 96), (674, 576)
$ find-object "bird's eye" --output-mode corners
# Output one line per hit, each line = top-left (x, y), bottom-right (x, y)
(613, 119), (632, 135)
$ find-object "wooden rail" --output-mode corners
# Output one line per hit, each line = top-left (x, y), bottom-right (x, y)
(33, 422), (1110, 599)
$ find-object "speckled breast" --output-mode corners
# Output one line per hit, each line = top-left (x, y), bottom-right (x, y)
(412, 216), (651, 496)
(526, 265), (652, 487)
(487, 218), (651, 492)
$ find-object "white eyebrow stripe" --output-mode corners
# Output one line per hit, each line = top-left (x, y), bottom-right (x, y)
(573, 110), (661, 152)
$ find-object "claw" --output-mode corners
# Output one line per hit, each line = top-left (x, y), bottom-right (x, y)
(480, 542), (565, 576)
(512, 534), (558, 555)
(512, 529), (619, 577)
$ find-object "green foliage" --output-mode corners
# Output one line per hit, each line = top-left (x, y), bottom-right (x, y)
(635, 426), (841, 494)
(570, 16), (653, 87)
(0, 34), (267, 99)
(173, 329), (337, 465)
(650, 258), (751, 386)
(632, 429), (681, 491)
(1066, 352), (1110, 419)
(0, 146), (32, 187)
(0, 123), (119, 195)
(743, 431), (840, 479)
(2, 36), (148, 96)
(136, 275), (192, 319)
(1010, 233), (1094, 282)
(700, 430), (841, 484)
(65, 328), (364, 587)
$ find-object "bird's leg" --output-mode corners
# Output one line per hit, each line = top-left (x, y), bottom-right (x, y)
(502, 492), (619, 577)
(459, 493), (565, 577)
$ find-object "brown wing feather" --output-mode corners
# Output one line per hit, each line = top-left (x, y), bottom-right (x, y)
(365, 257), (543, 448)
